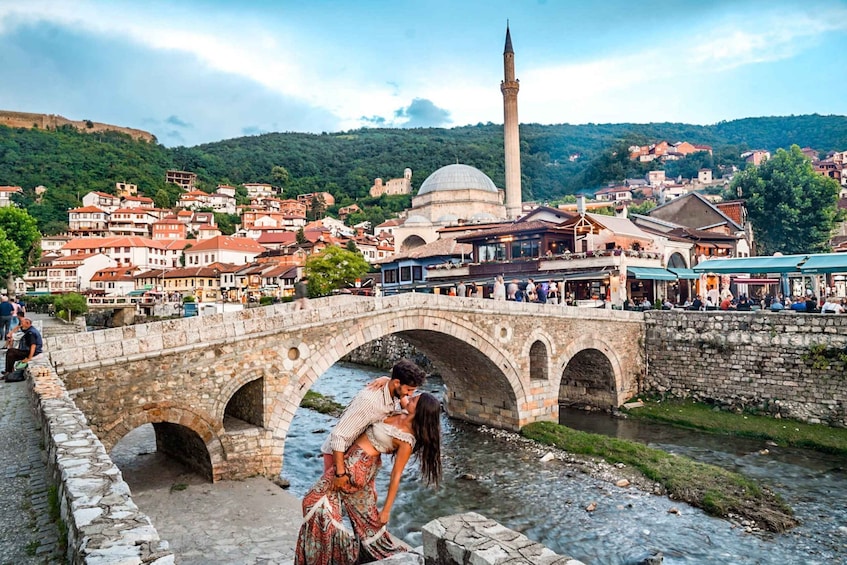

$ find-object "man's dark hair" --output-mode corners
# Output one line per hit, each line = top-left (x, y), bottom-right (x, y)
(392, 359), (426, 387)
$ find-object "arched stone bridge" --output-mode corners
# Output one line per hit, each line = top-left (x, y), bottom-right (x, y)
(45, 294), (645, 481)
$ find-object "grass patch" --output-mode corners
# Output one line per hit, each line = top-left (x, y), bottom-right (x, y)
(25, 539), (39, 556)
(170, 482), (189, 493)
(300, 390), (345, 417)
(522, 421), (796, 533)
(47, 485), (68, 555)
(625, 398), (847, 456)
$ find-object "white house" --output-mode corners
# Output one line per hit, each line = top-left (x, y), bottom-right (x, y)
(182, 236), (265, 267)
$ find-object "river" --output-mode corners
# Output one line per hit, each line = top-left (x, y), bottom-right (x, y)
(282, 362), (847, 564)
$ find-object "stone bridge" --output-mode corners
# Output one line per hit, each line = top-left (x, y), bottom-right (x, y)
(45, 294), (645, 481)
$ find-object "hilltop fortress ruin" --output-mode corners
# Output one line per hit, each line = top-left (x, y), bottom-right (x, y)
(0, 110), (155, 142)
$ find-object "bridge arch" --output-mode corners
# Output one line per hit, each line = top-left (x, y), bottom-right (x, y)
(100, 404), (224, 482)
(555, 335), (625, 409)
(266, 310), (528, 445)
(521, 329), (556, 383)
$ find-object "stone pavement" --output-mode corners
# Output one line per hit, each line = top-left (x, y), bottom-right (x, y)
(0, 321), (64, 564)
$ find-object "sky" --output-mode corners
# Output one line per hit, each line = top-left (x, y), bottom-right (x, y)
(1, 0), (846, 147)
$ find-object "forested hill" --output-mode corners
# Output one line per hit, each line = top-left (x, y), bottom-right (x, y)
(1, 114), (845, 234)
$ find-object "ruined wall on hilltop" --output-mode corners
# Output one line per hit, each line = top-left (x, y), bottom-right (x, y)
(0, 110), (155, 142)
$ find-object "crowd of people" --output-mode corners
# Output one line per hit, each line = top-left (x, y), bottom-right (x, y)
(628, 289), (847, 313)
(449, 277), (571, 305)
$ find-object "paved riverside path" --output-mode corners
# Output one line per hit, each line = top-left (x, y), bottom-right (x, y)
(0, 313), (65, 565)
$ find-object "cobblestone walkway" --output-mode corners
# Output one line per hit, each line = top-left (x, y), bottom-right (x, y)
(0, 359), (64, 564)
(0, 313), (76, 565)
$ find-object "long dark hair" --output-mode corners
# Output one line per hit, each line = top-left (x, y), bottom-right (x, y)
(411, 392), (442, 487)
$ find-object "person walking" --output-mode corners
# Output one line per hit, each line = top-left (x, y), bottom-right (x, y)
(0, 296), (13, 348)
(456, 281), (466, 298)
(492, 276), (506, 301)
(507, 280), (518, 301)
(294, 277), (310, 310)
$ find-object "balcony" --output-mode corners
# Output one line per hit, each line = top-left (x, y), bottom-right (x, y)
(425, 249), (664, 281)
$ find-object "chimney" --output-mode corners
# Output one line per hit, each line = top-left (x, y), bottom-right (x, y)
(577, 195), (586, 216)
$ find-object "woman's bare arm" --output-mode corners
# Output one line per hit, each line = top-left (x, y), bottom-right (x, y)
(379, 441), (412, 525)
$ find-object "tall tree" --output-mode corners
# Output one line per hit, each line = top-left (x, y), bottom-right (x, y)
(304, 245), (370, 297)
(0, 230), (23, 292)
(732, 145), (841, 255)
(0, 207), (41, 292)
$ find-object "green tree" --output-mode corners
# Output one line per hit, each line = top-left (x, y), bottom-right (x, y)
(213, 213), (239, 235)
(0, 230), (23, 291)
(296, 227), (307, 245)
(53, 292), (87, 321)
(345, 239), (358, 253)
(0, 207), (41, 292)
(732, 145), (841, 254)
(154, 188), (172, 208)
(304, 245), (370, 297)
(627, 200), (657, 216)
(271, 165), (290, 189)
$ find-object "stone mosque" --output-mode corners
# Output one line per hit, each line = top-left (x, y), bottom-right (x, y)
(391, 25), (522, 252)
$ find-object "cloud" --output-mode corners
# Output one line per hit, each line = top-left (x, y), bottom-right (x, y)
(360, 115), (387, 127)
(394, 98), (451, 128)
(165, 115), (192, 128)
(241, 126), (266, 136)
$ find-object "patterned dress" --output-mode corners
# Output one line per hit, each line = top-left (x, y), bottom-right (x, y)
(294, 444), (411, 565)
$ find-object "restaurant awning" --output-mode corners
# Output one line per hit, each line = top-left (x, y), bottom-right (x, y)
(127, 289), (147, 296)
(694, 255), (808, 274)
(733, 277), (779, 284)
(626, 267), (677, 281)
(799, 253), (847, 274)
(667, 268), (700, 279)
(560, 269), (613, 281)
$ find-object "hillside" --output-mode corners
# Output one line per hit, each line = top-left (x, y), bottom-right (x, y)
(1, 114), (845, 234)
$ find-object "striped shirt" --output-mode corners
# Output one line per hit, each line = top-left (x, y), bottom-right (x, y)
(321, 382), (398, 455)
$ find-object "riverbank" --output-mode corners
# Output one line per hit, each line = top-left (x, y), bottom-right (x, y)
(623, 398), (847, 456)
(522, 421), (795, 533)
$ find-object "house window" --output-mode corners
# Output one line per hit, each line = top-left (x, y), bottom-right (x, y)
(412, 266), (422, 281)
(400, 267), (412, 282)
(479, 243), (506, 262)
(383, 269), (398, 284)
(511, 240), (539, 259)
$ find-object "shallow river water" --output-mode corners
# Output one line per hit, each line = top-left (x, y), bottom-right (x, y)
(282, 363), (847, 565)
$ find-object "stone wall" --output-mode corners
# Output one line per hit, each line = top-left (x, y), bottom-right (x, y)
(27, 364), (173, 564)
(0, 110), (155, 142)
(644, 311), (847, 426)
(421, 512), (584, 564)
(342, 334), (436, 373)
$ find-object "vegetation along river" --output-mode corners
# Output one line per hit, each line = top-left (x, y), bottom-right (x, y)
(283, 362), (847, 564)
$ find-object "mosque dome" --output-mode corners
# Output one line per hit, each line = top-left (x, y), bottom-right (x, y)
(418, 164), (498, 196)
(470, 212), (498, 222)
(404, 214), (431, 226)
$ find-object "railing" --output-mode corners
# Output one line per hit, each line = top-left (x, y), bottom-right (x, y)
(86, 296), (158, 308)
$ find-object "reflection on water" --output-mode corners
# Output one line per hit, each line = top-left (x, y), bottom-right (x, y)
(283, 363), (847, 564)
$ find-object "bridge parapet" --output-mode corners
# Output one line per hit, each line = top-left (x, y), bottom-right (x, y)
(86, 295), (158, 309)
(48, 294), (642, 373)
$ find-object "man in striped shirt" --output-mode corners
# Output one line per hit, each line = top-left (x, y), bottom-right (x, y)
(321, 359), (427, 489)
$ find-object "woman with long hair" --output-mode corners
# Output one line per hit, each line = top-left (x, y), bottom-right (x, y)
(295, 392), (442, 565)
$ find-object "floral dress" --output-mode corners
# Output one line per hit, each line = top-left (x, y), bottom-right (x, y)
(294, 433), (413, 564)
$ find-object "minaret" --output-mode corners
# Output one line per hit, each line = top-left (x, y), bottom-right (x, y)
(501, 23), (522, 220)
